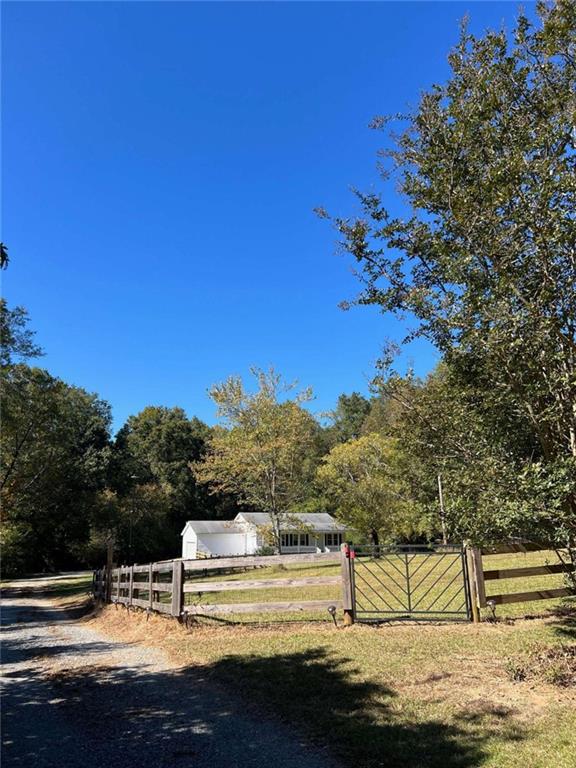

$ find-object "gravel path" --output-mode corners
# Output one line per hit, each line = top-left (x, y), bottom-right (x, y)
(1, 576), (337, 768)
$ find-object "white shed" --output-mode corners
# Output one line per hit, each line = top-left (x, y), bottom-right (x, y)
(180, 520), (249, 560)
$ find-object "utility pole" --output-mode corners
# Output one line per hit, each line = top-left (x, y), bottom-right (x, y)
(105, 531), (114, 602)
(437, 473), (448, 545)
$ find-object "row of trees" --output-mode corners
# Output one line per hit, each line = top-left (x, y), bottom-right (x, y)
(0, 298), (420, 574)
(2, 293), (574, 574)
(1, 294), (507, 573)
(326, 1), (576, 558)
(0, 301), (244, 575)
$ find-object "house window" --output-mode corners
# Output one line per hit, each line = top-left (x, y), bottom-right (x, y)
(325, 533), (342, 547)
(281, 533), (310, 548)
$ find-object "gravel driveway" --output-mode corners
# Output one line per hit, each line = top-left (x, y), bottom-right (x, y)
(1, 576), (337, 768)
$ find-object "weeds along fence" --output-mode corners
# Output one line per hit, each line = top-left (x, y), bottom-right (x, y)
(93, 549), (351, 624)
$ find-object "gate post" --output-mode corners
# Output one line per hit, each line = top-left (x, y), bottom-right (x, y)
(340, 543), (355, 625)
(465, 543), (485, 622)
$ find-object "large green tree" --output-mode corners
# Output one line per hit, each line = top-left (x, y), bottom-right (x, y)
(326, 2), (576, 551)
(1, 301), (112, 574)
(1, 365), (112, 574)
(316, 433), (422, 547)
(109, 406), (225, 562)
(193, 368), (322, 550)
(325, 392), (371, 445)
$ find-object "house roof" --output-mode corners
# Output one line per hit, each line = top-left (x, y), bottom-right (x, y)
(235, 512), (347, 532)
(181, 520), (246, 535)
(182, 513), (347, 536)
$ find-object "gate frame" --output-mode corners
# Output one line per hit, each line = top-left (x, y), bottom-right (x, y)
(341, 542), (474, 624)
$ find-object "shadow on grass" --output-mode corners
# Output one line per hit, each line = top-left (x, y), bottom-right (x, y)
(206, 647), (524, 768)
(548, 602), (576, 640)
(1, 641), (523, 768)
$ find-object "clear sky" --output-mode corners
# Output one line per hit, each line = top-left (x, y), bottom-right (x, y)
(2, 1), (534, 431)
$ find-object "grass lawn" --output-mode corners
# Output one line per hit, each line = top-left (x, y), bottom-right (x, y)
(1, 571), (93, 601)
(93, 552), (576, 768)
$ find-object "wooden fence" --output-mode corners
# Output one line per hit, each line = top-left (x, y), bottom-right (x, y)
(465, 542), (575, 621)
(94, 542), (575, 625)
(94, 549), (346, 621)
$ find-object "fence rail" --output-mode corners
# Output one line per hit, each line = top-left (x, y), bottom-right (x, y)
(94, 550), (343, 620)
(464, 544), (575, 617)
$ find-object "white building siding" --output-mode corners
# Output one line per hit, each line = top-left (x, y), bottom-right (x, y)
(182, 529), (197, 559)
(195, 532), (248, 557)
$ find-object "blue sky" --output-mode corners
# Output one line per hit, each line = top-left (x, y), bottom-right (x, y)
(2, 1), (534, 431)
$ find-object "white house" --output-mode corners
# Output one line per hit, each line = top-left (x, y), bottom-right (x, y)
(181, 512), (347, 559)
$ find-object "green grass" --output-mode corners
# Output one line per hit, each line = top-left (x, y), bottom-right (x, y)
(167, 550), (575, 766)
(41, 572), (93, 599)
(1, 571), (93, 600)
(481, 549), (573, 619)
(160, 598), (576, 768)
(18, 567), (576, 768)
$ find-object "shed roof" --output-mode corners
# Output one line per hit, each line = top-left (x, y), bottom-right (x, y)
(181, 520), (246, 535)
(235, 512), (347, 532)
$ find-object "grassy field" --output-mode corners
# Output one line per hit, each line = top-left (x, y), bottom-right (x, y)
(1, 571), (93, 600)
(21, 567), (576, 768)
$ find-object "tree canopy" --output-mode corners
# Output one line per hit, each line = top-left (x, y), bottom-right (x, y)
(325, 2), (576, 551)
(193, 368), (322, 550)
(1, 364), (112, 574)
(316, 433), (422, 547)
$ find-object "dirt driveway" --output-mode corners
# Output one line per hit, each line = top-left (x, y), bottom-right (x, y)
(1, 576), (337, 768)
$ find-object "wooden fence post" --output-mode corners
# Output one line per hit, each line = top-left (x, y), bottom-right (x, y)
(171, 559), (184, 618)
(340, 543), (355, 626)
(465, 544), (485, 622)
(129, 565), (134, 607)
(472, 547), (486, 609)
(148, 563), (154, 610)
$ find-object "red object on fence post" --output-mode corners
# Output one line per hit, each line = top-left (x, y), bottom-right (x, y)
(340, 543), (355, 626)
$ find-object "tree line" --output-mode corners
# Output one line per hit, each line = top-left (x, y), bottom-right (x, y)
(0, 304), (432, 575)
(1, 2), (574, 573)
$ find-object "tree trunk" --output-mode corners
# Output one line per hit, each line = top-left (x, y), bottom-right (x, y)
(370, 528), (380, 558)
(437, 474), (448, 545)
(271, 512), (282, 555)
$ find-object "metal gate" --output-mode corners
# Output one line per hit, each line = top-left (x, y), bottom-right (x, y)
(350, 545), (471, 622)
